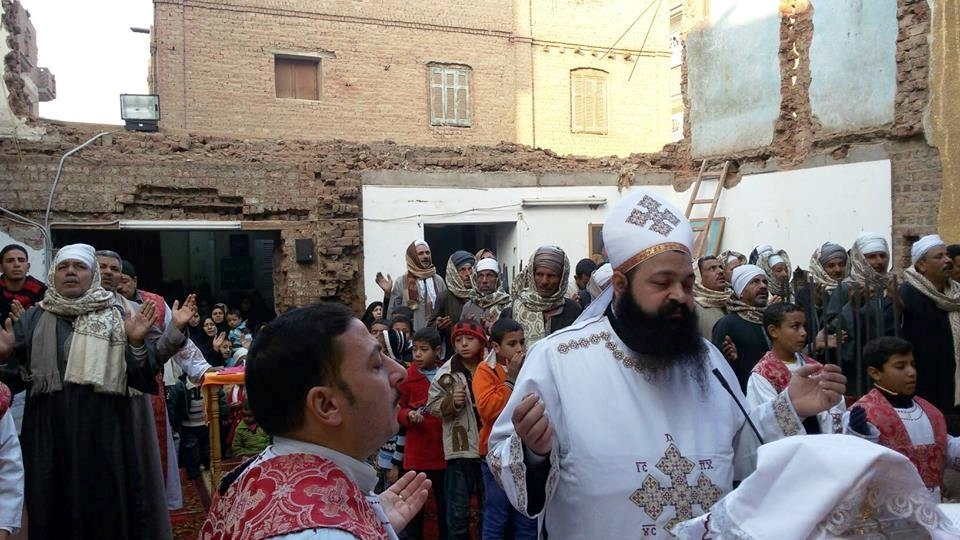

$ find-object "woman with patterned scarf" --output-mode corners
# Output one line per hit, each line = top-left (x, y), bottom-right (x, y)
(500, 246), (582, 345)
(0, 243), (171, 539)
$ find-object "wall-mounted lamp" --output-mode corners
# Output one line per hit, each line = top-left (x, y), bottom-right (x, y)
(120, 94), (161, 132)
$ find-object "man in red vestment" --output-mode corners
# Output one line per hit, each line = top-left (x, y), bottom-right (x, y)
(202, 302), (431, 539)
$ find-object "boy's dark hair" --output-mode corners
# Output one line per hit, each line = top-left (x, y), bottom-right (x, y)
(412, 326), (442, 348)
(762, 302), (804, 339)
(575, 258), (598, 277)
(227, 308), (242, 318)
(392, 305), (415, 320)
(246, 303), (354, 436)
(490, 318), (523, 345)
(863, 336), (913, 371)
(391, 314), (412, 329)
(369, 318), (391, 329)
(948, 244), (960, 259)
(0, 244), (28, 261)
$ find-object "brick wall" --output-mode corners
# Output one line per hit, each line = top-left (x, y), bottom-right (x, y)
(154, 0), (518, 145)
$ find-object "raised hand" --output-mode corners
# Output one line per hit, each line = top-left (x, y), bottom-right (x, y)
(788, 363), (846, 418)
(379, 471), (431, 533)
(125, 299), (158, 345)
(0, 318), (14, 360)
(171, 294), (197, 331)
(213, 332), (227, 351)
(506, 351), (525, 383)
(9, 300), (24, 321)
(376, 272), (393, 294)
(513, 392), (554, 457)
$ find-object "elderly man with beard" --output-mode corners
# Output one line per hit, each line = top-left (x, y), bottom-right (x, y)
(824, 233), (897, 395)
(486, 190), (846, 540)
(388, 240), (447, 331)
(0, 244), (172, 539)
(500, 246), (582, 346)
(713, 265), (771, 391)
(901, 234), (960, 414)
(460, 257), (511, 332)
(693, 255), (730, 339)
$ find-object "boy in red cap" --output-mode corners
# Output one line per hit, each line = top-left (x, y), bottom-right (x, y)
(427, 319), (486, 540)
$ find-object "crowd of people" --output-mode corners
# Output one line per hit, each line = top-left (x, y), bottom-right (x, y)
(0, 185), (959, 539)
(0, 243), (274, 538)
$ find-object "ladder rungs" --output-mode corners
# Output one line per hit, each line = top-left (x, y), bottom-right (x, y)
(690, 198), (715, 204)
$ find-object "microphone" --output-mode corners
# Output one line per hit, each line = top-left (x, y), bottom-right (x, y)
(711, 368), (765, 445)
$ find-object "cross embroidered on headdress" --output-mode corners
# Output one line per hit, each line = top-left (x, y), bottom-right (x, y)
(625, 195), (680, 237)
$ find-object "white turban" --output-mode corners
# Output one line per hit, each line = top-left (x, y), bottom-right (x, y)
(911, 234), (945, 265)
(54, 243), (96, 269)
(413, 240), (429, 249)
(854, 232), (888, 256)
(475, 258), (500, 274)
(767, 254), (785, 268)
(575, 189), (693, 323)
(754, 244), (774, 258)
(586, 263), (613, 300)
(731, 264), (766, 297)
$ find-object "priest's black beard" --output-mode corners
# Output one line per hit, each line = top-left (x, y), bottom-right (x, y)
(610, 291), (709, 389)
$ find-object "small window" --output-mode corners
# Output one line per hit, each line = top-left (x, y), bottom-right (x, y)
(275, 56), (319, 100)
(429, 64), (472, 127)
(571, 68), (608, 134)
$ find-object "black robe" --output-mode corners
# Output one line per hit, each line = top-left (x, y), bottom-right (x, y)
(712, 313), (769, 392)
(901, 282), (958, 415)
(0, 306), (172, 539)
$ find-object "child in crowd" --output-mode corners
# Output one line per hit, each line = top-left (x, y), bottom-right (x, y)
(427, 319), (486, 540)
(391, 314), (415, 363)
(746, 302), (847, 434)
(473, 318), (537, 540)
(376, 327), (408, 493)
(229, 401), (270, 457)
(849, 337), (960, 500)
(179, 378), (212, 507)
(397, 327), (448, 540)
(226, 309), (248, 349)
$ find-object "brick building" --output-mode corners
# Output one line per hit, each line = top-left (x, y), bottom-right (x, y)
(151, 0), (674, 157)
(0, 0), (956, 313)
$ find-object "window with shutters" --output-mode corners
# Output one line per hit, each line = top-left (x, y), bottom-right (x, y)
(428, 64), (471, 127)
(275, 56), (320, 100)
(570, 68), (608, 134)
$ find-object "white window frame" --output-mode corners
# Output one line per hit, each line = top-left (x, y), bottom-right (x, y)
(428, 63), (472, 127)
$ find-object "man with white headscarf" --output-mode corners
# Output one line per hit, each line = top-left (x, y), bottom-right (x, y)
(712, 265), (772, 390)
(0, 244), (172, 539)
(824, 232), (898, 396)
(388, 240), (447, 331)
(460, 257), (511, 331)
(900, 234), (960, 413)
(500, 246), (582, 345)
(486, 189), (846, 540)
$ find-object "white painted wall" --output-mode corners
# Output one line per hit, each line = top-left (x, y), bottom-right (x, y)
(362, 160), (892, 304)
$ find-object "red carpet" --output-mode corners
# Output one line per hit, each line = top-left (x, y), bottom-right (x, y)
(171, 470), (207, 539)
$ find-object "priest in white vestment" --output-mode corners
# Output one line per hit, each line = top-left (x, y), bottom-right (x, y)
(486, 189), (848, 539)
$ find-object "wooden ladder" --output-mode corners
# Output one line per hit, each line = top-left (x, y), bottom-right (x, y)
(685, 160), (730, 257)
